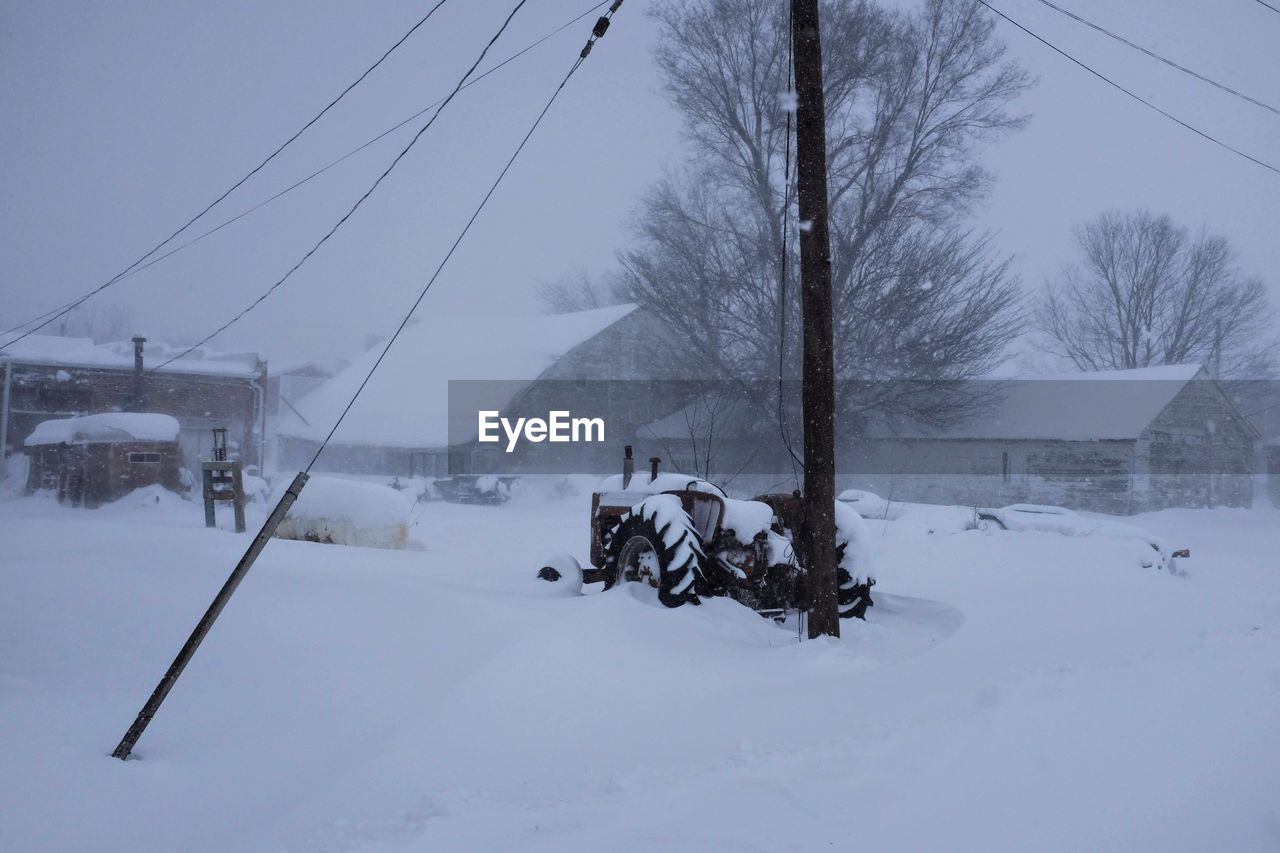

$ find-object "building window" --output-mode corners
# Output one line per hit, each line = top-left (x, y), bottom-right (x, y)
(1001, 451), (1011, 483)
(128, 452), (161, 464)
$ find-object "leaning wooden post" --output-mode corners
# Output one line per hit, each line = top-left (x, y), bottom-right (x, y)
(202, 466), (216, 528)
(111, 471), (309, 760)
(231, 463), (246, 534)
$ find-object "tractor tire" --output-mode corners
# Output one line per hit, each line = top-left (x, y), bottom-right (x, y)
(835, 539), (874, 619)
(602, 499), (704, 608)
(837, 567), (874, 619)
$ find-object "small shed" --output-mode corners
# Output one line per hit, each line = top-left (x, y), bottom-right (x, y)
(24, 413), (183, 507)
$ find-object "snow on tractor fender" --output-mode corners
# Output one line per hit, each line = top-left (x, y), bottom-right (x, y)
(273, 476), (411, 550)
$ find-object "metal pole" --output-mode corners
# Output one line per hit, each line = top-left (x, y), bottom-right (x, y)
(131, 336), (147, 413)
(791, 0), (840, 638)
(0, 360), (12, 460)
(111, 471), (309, 760)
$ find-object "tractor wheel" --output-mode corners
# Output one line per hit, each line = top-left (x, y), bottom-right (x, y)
(836, 567), (874, 619)
(602, 498), (704, 608)
(835, 539), (874, 619)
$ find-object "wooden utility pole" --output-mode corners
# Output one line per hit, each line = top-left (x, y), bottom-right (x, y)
(111, 472), (310, 759)
(791, 0), (839, 638)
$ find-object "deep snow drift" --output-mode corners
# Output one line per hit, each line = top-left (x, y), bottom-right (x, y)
(1, 481), (1278, 852)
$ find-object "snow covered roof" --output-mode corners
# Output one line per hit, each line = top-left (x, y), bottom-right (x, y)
(0, 334), (263, 378)
(637, 365), (1225, 442)
(867, 364), (1212, 441)
(278, 305), (638, 449)
(637, 395), (759, 440)
(25, 413), (181, 446)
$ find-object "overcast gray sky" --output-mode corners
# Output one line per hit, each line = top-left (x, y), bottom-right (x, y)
(2, 0), (1277, 369)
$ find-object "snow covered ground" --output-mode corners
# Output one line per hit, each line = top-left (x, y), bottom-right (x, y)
(2, 481), (1279, 852)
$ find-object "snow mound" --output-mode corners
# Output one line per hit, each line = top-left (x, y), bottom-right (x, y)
(241, 474), (271, 503)
(837, 489), (905, 520)
(834, 500), (874, 580)
(598, 472), (726, 497)
(275, 476), (412, 550)
(989, 504), (1166, 547)
(24, 412), (180, 446)
(721, 497), (775, 543)
(100, 484), (187, 512)
(533, 553), (583, 597)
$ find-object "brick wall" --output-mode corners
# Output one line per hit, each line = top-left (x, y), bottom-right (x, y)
(3, 362), (263, 472)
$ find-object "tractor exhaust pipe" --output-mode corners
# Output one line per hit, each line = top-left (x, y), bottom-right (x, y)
(622, 445), (634, 488)
(649, 456), (661, 482)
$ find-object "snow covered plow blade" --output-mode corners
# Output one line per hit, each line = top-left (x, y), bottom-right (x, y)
(547, 448), (874, 618)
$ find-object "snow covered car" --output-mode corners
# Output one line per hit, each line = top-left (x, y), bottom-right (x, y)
(540, 448), (875, 618)
(976, 503), (1188, 571)
(835, 488), (908, 520)
(434, 474), (517, 505)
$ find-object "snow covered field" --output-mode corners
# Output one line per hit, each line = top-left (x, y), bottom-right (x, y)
(2, 483), (1279, 852)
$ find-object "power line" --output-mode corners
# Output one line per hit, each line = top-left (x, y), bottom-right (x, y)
(0, 1), (452, 346)
(149, 0), (535, 373)
(0, 1), (610, 345)
(1253, 0), (1280, 16)
(1032, 0), (1278, 116)
(1245, 398), (1280, 418)
(975, 0), (1280, 176)
(777, 11), (802, 485)
(307, 2), (626, 470)
(106, 0), (625, 767)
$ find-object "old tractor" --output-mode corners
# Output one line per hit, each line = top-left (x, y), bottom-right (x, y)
(540, 447), (874, 619)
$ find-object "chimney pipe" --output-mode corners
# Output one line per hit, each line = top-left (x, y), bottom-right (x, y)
(131, 336), (147, 413)
(649, 456), (661, 482)
(622, 445), (634, 488)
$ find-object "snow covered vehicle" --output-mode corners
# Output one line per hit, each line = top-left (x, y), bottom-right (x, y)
(540, 448), (875, 618)
(976, 503), (1189, 571)
(434, 474), (517, 505)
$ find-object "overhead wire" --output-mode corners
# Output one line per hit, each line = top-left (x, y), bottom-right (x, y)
(1031, 0), (1279, 116)
(0, 1), (611, 346)
(102, 5), (625, 763)
(0, 0), (453, 346)
(149, 0), (535, 372)
(777, 9), (802, 487)
(974, 0), (1280, 176)
(306, 1), (627, 471)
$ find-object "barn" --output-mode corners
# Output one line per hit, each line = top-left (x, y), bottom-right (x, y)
(275, 305), (681, 477)
(635, 365), (1260, 514)
(849, 365), (1258, 513)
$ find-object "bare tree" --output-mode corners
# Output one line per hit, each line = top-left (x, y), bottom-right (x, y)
(535, 268), (623, 314)
(51, 303), (133, 343)
(650, 391), (760, 487)
(1036, 210), (1278, 377)
(617, 0), (1028, 429)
